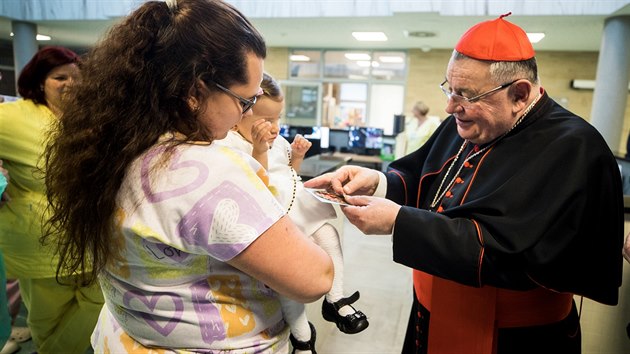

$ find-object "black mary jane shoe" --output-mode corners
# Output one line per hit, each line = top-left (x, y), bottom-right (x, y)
(289, 321), (317, 354)
(321, 291), (369, 334)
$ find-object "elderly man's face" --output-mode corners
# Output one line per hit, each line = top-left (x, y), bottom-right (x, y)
(443, 57), (519, 145)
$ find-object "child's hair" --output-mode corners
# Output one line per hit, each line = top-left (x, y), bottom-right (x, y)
(261, 72), (283, 102)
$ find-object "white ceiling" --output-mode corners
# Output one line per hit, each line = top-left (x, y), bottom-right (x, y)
(0, 4), (629, 52)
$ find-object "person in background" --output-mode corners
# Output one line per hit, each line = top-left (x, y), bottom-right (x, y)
(305, 13), (622, 354)
(395, 101), (441, 158)
(42, 0), (333, 352)
(0, 46), (105, 354)
(218, 72), (369, 353)
(0, 75), (27, 354)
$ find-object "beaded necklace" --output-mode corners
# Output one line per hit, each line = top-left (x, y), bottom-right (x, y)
(429, 93), (541, 210)
(285, 144), (298, 212)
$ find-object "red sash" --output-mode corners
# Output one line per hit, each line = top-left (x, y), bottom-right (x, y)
(413, 270), (573, 354)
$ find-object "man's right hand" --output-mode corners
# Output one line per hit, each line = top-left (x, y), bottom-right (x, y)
(303, 165), (380, 197)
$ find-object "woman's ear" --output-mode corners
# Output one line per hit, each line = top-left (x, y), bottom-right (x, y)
(187, 97), (199, 112)
(187, 79), (209, 112)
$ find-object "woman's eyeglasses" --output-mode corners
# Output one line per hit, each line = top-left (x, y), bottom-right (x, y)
(213, 82), (258, 114)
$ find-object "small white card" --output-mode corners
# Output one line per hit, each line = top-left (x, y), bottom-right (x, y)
(306, 188), (351, 206)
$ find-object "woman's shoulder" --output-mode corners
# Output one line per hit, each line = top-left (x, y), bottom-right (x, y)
(125, 139), (272, 204)
(215, 130), (252, 153)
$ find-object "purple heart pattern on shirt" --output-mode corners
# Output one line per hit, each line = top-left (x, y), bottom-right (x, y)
(178, 181), (275, 260)
(122, 290), (184, 337)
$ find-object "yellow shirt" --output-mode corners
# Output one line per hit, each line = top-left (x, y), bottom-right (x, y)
(403, 116), (441, 155)
(0, 99), (59, 278)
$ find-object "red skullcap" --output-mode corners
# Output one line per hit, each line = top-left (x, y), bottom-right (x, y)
(455, 12), (535, 61)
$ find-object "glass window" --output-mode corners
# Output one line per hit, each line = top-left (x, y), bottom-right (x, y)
(285, 49), (407, 132)
(283, 82), (321, 126)
(324, 50), (371, 80)
(289, 50), (321, 79)
(323, 82), (368, 128)
(371, 51), (407, 81)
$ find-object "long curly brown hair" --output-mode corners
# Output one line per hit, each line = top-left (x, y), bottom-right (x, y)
(43, 0), (266, 285)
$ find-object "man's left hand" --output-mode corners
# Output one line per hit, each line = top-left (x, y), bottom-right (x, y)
(341, 195), (401, 235)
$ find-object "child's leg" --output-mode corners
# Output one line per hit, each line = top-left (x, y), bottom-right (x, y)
(312, 223), (368, 334)
(280, 297), (310, 341)
(280, 297), (316, 353)
(311, 223), (352, 316)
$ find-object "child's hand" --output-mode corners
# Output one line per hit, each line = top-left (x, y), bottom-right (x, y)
(291, 134), (312, 159)
(251, 119), (275, 154)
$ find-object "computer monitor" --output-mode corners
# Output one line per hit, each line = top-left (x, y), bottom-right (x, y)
(278, 124), (327, 156)
(304, 126), (329, 149)
(329, 129), (350, 152)
(348, 126), (384, 155)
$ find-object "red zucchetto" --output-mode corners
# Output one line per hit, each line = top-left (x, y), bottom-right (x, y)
(455, 12), (535, 61)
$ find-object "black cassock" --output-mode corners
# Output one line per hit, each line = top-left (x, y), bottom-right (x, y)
(385, 91), (623, 354)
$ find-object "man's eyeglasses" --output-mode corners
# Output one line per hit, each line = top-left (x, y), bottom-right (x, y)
(439, 79), (519, 106)
(213, 82), (258, 114)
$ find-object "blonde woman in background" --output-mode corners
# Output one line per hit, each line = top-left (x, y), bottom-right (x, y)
(395, 101), (441, 158)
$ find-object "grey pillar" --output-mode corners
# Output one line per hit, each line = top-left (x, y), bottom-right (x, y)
(589, 15), (630, 154)
(12, 21), (38, 91)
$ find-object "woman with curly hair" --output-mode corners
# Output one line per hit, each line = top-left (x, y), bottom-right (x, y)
(43, 0), (333, 352)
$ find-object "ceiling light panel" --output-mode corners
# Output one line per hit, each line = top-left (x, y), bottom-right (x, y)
(352, 32), (388, 41)
(290, 54), (311, 62)
(527, 32), (545, 43)
(345, 53), (371, 61)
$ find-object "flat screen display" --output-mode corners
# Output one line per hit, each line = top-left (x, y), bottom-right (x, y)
(348, 126), (384, 149)
(279, 125), (329, 149)
(304, 126), (329, 149)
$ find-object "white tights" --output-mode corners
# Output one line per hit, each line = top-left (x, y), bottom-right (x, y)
(281, 222), (354, 348)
